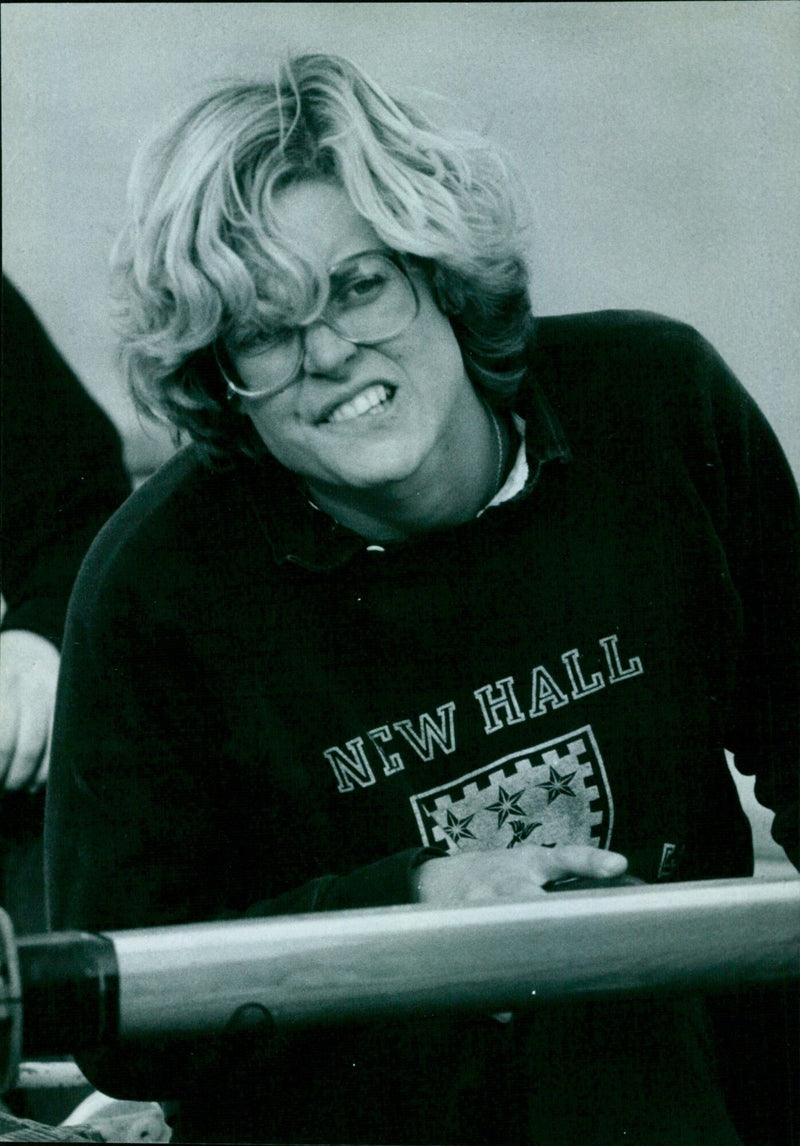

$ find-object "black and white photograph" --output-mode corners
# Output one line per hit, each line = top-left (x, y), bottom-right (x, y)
(1, 4), (798, 1143)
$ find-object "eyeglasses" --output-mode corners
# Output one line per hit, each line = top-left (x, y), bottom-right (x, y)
(216, 249), (420, 400)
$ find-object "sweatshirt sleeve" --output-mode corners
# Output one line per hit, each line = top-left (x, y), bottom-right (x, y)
(0, 277), (131, 648)
(243, 845), (444, 916)
(687, 330), (799, 868)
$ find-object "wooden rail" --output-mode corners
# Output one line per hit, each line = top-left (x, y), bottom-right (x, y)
(112, 877), (800, 1038)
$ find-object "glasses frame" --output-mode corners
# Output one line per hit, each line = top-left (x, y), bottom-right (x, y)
(215, 249), (420, 402)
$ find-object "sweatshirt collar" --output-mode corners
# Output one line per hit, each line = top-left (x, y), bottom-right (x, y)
(241, 366), (570, 571)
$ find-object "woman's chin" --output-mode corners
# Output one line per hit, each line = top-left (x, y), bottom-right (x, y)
(316, 442), (428, 493)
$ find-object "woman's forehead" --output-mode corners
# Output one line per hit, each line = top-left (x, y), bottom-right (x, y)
(268, 179), (384, 271)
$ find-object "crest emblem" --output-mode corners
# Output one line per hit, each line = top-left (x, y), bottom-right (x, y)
(410, 726), (613, 852)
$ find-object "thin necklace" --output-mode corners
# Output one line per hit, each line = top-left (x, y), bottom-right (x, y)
(486, 403), (505, 499)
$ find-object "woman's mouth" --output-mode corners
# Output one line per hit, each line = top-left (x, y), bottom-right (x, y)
(324, 383), (396, 424)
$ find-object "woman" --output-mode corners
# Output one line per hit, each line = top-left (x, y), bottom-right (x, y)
(46, 54), (798, 1144)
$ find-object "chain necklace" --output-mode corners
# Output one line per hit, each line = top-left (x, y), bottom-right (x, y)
(486, 402), (505, 500)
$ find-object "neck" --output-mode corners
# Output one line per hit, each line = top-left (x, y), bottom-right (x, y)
(305, 399), (507, 543)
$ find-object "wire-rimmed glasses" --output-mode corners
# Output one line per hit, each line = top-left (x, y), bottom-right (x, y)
(215, 249), (420, 401)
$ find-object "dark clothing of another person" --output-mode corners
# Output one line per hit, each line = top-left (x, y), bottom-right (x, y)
(1, 277), (130, 645)
(1, 276), (130, 933)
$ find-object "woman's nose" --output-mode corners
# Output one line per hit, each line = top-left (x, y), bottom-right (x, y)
(301, 321), (358, 378)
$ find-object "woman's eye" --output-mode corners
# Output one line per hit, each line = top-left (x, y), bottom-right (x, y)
(340, 274), (386, 306)
(240, 328), (294, 355)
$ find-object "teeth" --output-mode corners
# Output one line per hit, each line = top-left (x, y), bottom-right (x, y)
(328, 384), (393, 424)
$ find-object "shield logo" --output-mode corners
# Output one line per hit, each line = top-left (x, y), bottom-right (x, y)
(410, 725), (614, 852)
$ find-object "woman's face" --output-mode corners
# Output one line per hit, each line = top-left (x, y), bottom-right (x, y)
(231, 181), (477, 497)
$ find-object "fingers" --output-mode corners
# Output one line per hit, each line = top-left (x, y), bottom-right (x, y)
(0, 630), (60, 790)
(34, 729), (52, 790)
(537, 845), (628, 886)
(3, 700), (50, 789)
(0, 700), (20, 786)
(415, 844), (629, 908)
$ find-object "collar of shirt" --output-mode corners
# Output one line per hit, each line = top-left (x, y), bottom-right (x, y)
(240, 365), (571, 571)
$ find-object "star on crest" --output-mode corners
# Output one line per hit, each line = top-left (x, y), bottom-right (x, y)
(537, 765), (577, 804)
(440, 807), (477, 845)
(486, 785), (528, 828)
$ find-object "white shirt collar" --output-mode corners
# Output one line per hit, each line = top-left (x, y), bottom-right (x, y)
(483, 412), (529, 512)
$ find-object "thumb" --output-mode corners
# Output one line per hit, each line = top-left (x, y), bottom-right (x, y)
(544, 846), (629, 885)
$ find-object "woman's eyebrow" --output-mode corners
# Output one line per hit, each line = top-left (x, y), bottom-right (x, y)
(328, 247), (392, 275)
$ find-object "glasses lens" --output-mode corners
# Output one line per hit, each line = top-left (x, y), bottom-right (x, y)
(326, 253), (418, 344)
(221, 252), (418, 399)
(222, 327), (303, 398)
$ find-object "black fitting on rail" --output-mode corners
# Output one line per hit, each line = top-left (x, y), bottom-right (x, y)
(17, 932), (119, 1057)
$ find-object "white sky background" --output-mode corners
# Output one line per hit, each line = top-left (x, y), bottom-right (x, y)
(3, 1), (799, 480)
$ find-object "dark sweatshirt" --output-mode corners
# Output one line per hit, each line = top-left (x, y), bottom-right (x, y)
(46, 312), (798, 1143)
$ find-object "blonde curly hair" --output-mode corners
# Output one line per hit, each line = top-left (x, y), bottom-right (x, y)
(112, 53), (533, 460)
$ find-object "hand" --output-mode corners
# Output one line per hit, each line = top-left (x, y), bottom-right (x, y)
(0, 629), (60, 791)
(414, 843), (629, 907)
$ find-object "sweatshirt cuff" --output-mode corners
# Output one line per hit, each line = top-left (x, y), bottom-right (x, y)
(317, 846), (447, 912)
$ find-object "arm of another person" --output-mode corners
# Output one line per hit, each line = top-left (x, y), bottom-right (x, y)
(0, 277), (131, 789)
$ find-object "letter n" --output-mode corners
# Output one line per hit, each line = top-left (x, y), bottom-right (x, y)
(323, 739), (376, 793)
